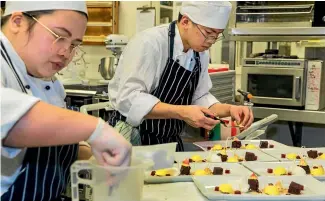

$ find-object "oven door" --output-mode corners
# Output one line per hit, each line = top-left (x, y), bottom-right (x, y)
(242, 67), (306, 106)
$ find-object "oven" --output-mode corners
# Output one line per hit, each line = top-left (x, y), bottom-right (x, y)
(241, 58), (307, 107)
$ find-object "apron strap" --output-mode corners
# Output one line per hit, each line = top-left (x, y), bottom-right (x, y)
(0, 41), (28, 94)
(168, 21), (177, 58)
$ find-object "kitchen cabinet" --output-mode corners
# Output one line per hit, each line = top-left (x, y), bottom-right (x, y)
(83, 1), (119, 45)
(153, 1), (182, 25)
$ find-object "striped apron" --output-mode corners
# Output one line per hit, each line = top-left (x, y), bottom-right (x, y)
(108, 21), (202, 151)
(1, 41), (78, 201)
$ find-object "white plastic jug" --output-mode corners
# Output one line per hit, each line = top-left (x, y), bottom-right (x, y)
(71, 158), (153, 201)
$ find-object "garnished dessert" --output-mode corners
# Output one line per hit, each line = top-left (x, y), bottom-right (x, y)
(179, 159), (191, 175)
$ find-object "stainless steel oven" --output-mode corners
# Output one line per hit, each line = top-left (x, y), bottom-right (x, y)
(241, 58), (307, 107)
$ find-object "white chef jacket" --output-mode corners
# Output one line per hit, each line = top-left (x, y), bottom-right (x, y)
(107, 23), (219, 127)
(0, 31), (66, 195)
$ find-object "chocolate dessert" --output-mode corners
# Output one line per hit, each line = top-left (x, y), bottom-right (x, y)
(221, 155), (228, 162)
(298, 164), (311, 174)
(245, 152), (257, 161)
(248, 174), (259, 192)
(248, 179), (259, 191)
(213, 167), (223, 175)
(180, 159), (191, 175)
(307, 150), (318, 159)
(180, 165), (191, 175)
(232, 140), (242, 149)
(288, 182), (304, 195)
(259, 141), (268, 149)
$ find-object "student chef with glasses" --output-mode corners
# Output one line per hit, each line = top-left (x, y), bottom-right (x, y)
(107, 1), (254, 151)
(1, 2), (131, 200)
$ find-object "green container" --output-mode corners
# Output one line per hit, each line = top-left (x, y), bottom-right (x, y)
(209, 123), (221, 141)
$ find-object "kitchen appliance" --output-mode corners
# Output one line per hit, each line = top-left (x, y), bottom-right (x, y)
(98, 34), (128, 80)
(235, 1), (324, 28)
(241, 57), (308, 108)
(242, 57), (325, 110)
(305, 60), (325, 110)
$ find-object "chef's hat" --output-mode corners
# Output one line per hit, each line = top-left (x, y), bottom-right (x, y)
(180, 1), (232, 29)
(3, 1), (88, 17)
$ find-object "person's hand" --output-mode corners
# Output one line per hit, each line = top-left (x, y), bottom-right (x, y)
(229, 105), (254, 129)
(87, 119), (132, 167)
(178, 105), (219, 130)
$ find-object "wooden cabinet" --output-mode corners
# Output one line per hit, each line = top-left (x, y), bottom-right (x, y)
(83, 1), (119, 45)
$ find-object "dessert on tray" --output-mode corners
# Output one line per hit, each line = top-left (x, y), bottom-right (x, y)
(208, 149), (258, 163)
(263, 158), (325, 177)
(150, 159), (233, 177)
(281, 149), (325, 160)
(179, 159), (191, 175)
(310, 165), (325, 176)
(150, 167), (179, 177)
(205, 139), (276, 151)
(189, 154), (207, 163)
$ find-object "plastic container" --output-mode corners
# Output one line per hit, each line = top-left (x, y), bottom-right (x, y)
(70, 158), (153, 201)
(132, 142), (177, 170)
(70, 143), (177, 201)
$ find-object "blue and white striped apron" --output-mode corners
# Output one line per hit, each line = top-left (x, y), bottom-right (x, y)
(108, 21), (202, 152)
(1, 41), (78, 201)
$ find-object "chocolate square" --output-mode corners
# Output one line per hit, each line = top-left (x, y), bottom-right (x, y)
(248, 179), (259, 191)
(180, 165), (191, 175)
(232, 141), (242, 149)
(288, 182), (304, 195)
(213, 167), (223, 175)
(307, 150), (318, 159)
(259, 141), (268, 149)
(221, 155), (228, 162)
(245, 152), (257, 161)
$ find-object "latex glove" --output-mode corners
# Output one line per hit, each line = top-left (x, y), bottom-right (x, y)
(87, 119), (132, 167)
(229, 105), (254, 129)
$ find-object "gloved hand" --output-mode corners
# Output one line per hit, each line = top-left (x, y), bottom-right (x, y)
(87, 118), (132, 167)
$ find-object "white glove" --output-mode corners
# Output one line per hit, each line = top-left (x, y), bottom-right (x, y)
(87, 118), (132, 167)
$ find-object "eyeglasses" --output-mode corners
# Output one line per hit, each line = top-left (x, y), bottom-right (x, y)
(196, 25), (224, 44)
(22, 12), (82, 57)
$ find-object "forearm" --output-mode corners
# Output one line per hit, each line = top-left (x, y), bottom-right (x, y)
(209, 103), (232, 117)
(145, 102), (183, 120)
(3, 101), (98, 148)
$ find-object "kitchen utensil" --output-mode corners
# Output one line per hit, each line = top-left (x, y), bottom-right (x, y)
(98, 56), (116, 80)
(205, 114), (244, 128)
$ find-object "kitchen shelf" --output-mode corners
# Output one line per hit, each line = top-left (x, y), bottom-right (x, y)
(160, 5), (173, 10)
(86, 1), (112, 8)
(84, 1), (118, 45)
(83, 35), (106, 45)
(87, 22), (112, 27)
(231, 27), (325, 36)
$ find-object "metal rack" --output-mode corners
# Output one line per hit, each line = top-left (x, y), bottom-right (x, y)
(228, 27), (325, 72)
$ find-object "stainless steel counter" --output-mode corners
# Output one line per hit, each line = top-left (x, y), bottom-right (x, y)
(253, 107), (325, 124)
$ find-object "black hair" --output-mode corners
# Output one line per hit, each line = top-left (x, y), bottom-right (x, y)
(178, 13), (183, 23)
